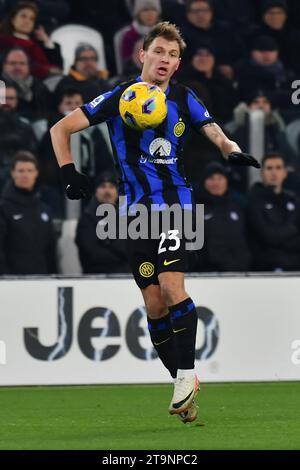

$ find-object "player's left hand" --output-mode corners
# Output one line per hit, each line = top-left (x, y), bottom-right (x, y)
(228, 152), (261, 168)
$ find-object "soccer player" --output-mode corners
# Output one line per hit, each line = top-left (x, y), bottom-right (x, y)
(50, 22), (260, 423)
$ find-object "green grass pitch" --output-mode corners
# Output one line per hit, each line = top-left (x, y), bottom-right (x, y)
(1, 382), (300, 450)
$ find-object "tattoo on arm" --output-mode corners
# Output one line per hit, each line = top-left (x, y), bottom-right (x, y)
(200, 122), (241, 156)
(201, 122), (227, 143)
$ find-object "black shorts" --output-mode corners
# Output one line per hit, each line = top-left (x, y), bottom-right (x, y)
(126, 209), (192, 289)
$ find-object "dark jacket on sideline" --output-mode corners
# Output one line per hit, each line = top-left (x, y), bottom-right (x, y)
(0, 183), (57, 274)
(75, 196), (130, 274)
(0, 110), (38, 186)
(248, 183), (300, 271)
(193, 190), (252, 272)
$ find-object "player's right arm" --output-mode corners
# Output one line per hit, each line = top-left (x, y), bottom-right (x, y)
(50, 85), (124, 199)
(50, 109), (92, 199)
(50, 108), (90, 168)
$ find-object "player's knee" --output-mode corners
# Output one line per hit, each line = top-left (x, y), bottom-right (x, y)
(160, 281), (186, 306)
(145, 298), (168, 319)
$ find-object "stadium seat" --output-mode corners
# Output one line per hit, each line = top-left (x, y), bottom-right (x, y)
(57, 219), (82, 275)
(43, 74), (64, 92)
(50, 24), (106, 74)
(113, 25), (131, 74)
(31, 118), (48, 142)
(286, 119), (300, 155)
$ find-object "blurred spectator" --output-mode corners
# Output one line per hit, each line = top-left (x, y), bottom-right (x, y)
(1, 47), (51, 118)
(288, 0), (300, 28)
(212, 0), (257, 29)
(161, 0), (186, 24)
(0, 150), (57, 275)
(180, 0), (246, 80)
(179, 43), (238, 123)
(54, 43), (109, 103)
(0, 83), (37, 187)
(248, 153), (300, 271)
(226, 91), (296, 167)
(121, 0), (161, 63)
(0, 1), (63, 78)
(76, 171), (130, 274)
(246, 0), (300, 74)
(38, 88), (114, 217)
(235, 35), (293, 107)
(0, 1), (70, 30)
(69, 0), (131, 43)
(192, 162), (251, 272)
(109, 37), (143, 87)
(123, 36), (143, 76)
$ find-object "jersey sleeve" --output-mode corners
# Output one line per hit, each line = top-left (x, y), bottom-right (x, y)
(80, 85), (123, 126)
(186, 88), (214, 129)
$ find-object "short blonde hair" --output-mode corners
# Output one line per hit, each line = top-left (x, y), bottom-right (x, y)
(143, 22), (186, 57)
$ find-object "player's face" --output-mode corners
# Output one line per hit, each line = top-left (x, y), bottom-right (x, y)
(262, 158), (287, 189)
(11, 162), (39, 191)
(204, 174), (228, 196)
(140, 37), (181, 89)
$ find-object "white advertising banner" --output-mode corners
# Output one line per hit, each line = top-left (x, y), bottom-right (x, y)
(0, 277), (300, 385)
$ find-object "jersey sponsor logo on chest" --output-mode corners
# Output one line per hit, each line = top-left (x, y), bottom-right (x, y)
(139, 155), (178, 164)
(139, 138), (177, 164)
(149, 137), (172, 157)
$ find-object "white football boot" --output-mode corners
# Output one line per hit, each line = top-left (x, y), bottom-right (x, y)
(178, 400), (199, 424)
(169, 373), (200, 415)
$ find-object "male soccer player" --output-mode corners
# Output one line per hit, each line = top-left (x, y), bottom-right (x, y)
(50, 22), (260, 423)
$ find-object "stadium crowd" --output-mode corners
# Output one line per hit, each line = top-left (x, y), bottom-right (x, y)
(0, 0), (300, 275)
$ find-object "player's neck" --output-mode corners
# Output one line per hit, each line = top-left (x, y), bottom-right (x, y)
(140, 73), (169, 92)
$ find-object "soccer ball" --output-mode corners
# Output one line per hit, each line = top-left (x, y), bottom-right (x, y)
(119, 82), (167, 131)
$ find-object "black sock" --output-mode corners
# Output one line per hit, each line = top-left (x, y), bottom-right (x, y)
(147, 313), (177, 379)
(169, 297), (198, 370)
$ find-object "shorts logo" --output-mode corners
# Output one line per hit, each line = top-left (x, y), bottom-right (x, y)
(139, 262), (155, 278)
(173, 120), (185, 137)
(149, 138), (171, 157)
(164, 259), (180, 266)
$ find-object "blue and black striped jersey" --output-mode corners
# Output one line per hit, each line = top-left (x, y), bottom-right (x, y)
(81, 75), (214, 209)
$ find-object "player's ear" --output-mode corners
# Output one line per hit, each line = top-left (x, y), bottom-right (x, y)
(139, 48), (145, 64)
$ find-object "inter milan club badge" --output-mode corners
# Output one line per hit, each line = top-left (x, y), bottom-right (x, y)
(173, 119), (185, 137)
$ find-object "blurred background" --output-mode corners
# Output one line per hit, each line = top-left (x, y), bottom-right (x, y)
(0, 0), (299, 276)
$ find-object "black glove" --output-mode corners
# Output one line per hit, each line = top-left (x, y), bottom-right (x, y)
(60, 163), (92, 199)
(228, 152), (261, 168)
